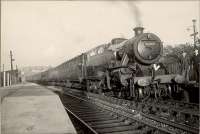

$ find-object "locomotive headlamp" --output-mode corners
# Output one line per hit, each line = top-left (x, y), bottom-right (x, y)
(147, 34), (151, 39)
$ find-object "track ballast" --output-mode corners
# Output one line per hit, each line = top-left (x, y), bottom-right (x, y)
(59, 87), (199, 134)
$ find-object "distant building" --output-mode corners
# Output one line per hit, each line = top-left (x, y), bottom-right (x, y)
(0, 69), (20, 87)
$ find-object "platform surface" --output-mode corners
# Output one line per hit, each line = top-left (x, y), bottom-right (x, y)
(1, 83), (76, 134)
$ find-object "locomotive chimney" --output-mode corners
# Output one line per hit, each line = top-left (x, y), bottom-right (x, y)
(133, 27), (144, 36)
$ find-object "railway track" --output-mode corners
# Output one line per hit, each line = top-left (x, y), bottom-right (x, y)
(88, 93), (199, 134)
(59, 88), (199, 134)
(61, 93), (168, 134)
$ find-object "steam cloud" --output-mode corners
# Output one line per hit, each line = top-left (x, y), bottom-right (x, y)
(126, 1), (143, 27)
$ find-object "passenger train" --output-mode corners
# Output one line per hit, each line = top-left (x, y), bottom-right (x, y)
(27, 27), (199, 103)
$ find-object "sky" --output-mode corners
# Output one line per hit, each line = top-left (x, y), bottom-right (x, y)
(1, 1), (200, 71)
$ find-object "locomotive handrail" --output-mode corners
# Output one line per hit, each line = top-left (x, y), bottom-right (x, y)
(107, 65), (129, 71)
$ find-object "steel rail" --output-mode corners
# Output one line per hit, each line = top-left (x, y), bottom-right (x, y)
(63, 92), (178, 134)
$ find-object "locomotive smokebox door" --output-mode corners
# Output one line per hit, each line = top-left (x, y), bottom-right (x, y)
(134, 33), (163, 65)
(123, 28), (163, 65)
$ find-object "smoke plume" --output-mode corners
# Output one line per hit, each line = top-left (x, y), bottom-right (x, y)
(110, 1), (142, 27)
(126, 1), (143, 27)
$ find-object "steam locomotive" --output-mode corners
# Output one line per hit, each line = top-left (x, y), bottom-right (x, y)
(27, 27), (198, 102)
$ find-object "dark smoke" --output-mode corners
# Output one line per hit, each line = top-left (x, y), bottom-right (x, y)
(126, 1), (143, 27)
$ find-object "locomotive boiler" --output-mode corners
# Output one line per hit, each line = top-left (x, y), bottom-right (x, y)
(27, 27), (195, 102)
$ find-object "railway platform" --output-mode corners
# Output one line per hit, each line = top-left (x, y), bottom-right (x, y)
(0, 83), (76, 134)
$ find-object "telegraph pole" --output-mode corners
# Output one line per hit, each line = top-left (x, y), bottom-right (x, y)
(190, 19), (198, 49)
(10, 50), (15, 85)
(10, 50), (14, 71)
